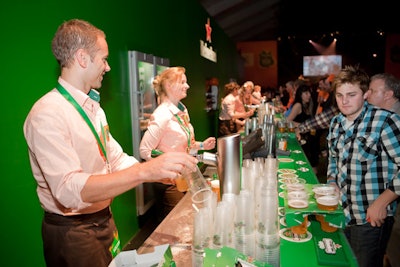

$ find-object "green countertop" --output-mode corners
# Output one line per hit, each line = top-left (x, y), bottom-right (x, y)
(277, 133), (359, 267)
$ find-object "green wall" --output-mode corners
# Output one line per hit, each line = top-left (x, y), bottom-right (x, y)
(0, 1), (239, 266)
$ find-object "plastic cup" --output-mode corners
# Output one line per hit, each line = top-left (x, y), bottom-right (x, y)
(316, 195), (339, 211)
(312, 184), (336, 198)
(184, 165), (210, 195)
(191, 188), (214, 212)
(286, 183), (305, 192)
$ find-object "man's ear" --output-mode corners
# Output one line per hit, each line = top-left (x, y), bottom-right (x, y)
(75, 48), (88, 68)
(384, 89), (394, 101)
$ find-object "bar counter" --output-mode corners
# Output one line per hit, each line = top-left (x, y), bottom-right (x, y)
(138, 133), (359, 267)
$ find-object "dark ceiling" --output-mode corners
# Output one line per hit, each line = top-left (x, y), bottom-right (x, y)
(198, 0), (399, 43)
(198, 0), (399, 80)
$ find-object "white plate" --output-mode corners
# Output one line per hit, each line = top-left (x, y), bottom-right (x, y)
(278, 158), (294, 163)
(278, 173), (299, 179)
(278, 207), (285, 216)
(278, 168), (297, 174)
(279, 228), (312, 243)
(297, 178), (306, 184)
(279, 177), (300, 184)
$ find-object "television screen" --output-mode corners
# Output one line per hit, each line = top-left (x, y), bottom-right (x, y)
(303, 55), (342, 77)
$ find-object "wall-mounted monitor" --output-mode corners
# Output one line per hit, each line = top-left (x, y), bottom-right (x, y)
(303, 55), (342, 77)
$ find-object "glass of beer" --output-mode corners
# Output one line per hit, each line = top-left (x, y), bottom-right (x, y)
(316, 194), (339, 211)
(278, 120), (286, 133)
(288, 121), (296, 133)
(175, 175), (189, 192)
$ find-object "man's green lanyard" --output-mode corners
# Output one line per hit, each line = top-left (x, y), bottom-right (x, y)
(56, 83), (111, 173)
(57, 84), (121, 257)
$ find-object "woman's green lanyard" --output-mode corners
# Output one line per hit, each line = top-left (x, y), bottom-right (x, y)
(174, 113), (192, 152)
(56, 83), (111, 173)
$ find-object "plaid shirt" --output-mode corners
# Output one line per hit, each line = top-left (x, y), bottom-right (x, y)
(327, 102), (400, 225)
(298, 106), (339, 133)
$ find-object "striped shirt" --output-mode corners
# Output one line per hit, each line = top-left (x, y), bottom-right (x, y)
(327, 102), (400, 225)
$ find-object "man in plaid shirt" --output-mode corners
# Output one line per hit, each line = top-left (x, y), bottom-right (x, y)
(327, 65), (400, 267)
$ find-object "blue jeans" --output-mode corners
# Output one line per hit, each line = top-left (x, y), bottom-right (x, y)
(344, 216), (394, 267)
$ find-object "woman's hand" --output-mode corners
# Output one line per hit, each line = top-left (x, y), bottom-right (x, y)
(202, 137), (216, 150)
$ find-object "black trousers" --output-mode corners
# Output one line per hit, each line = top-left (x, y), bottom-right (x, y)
(42, 208), (116, 267)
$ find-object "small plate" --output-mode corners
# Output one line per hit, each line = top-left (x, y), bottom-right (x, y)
(297, 178), (306, 184)
(278, 168), (297, 174)
(278, 207), (285, 216)
(278, 158), (294, 163)
(279, 228), (312, 243)
(279, 177), (300, 184)
(295, 160), (307, 165)
(292, 150), (302, 154)
(278, 173), (299, 179)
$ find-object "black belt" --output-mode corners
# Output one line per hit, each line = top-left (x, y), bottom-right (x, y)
(44, 207), (111, 226)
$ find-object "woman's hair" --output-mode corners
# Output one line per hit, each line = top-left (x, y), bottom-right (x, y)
(294, 84), (313, 115)
(52, 19), (105, 68)
(223, 81), (240, 96)
(332, 65), (370, 93)
(153, 67), (186, 97)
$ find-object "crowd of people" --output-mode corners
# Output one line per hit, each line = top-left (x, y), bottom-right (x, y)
(22, 18), (400, 267)
(217, 69), (400, 267)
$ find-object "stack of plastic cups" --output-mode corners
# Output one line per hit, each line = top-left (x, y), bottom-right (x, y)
(191, 174), (216, 267)
(264, 156), (278, 188)
(255, 185), (280, 267)
(234, 189), (255, 257)
(241, 159), (255, 193)
(213, 200), (235, 249)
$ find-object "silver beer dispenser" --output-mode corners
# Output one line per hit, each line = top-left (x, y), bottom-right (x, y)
(216, 133), (242, 195)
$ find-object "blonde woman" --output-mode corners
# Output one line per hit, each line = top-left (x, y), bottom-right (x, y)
(140, 67), (216, 219)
